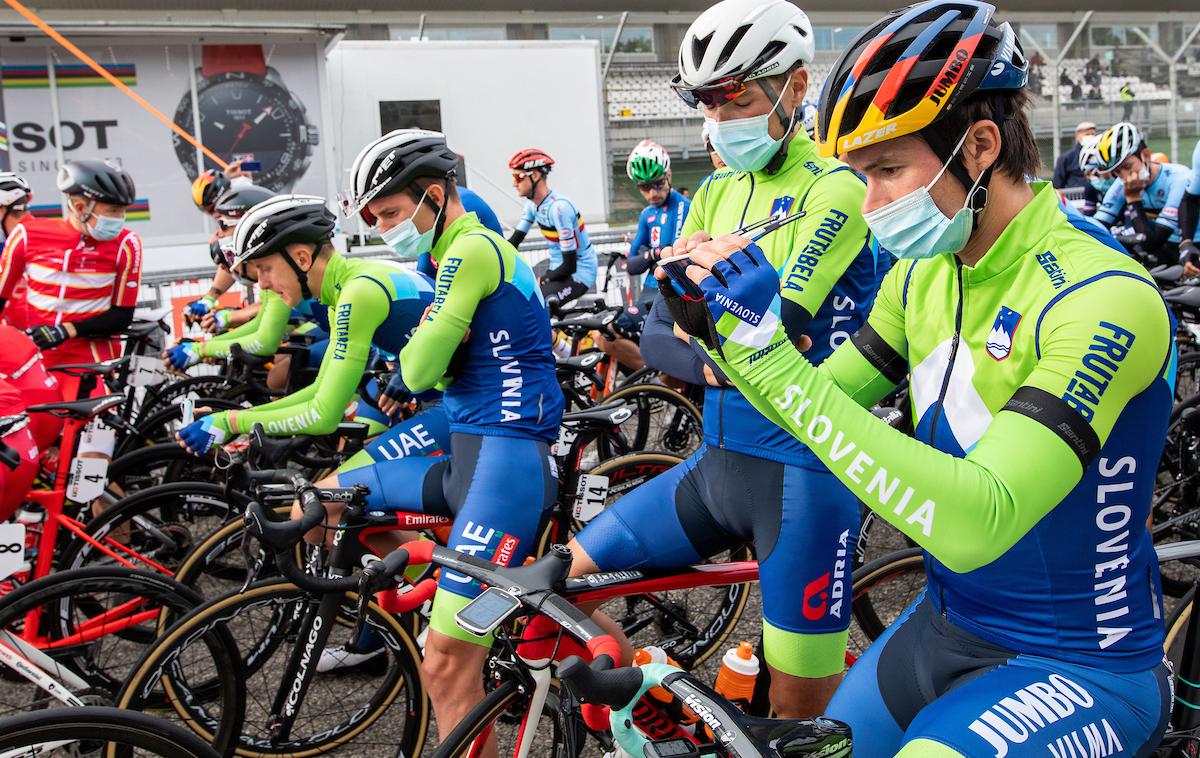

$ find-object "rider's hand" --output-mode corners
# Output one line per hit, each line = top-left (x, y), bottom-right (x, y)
(27, 324), (70, 351)
(164, 342), (202, 371)
(201, 309), (234, 334)
(177, 412), (230, 456)
(378, 371), (413, 418)
(186, 295), (218, 319)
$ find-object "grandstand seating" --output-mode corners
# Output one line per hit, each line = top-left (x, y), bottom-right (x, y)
(1035, 58), (1172, 102)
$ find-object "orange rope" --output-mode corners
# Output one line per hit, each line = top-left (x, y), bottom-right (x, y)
(3, 0), (230, 170)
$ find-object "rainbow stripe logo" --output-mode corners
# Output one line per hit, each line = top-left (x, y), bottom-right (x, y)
(1, 63), (136, 89)
(0, 122), (8, 152)
(30, 198), (150, 222)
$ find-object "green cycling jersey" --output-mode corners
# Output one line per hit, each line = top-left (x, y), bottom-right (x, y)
(198, 289), (291, 359)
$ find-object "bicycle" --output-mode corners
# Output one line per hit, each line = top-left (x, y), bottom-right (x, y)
(0, 705), (221, 758)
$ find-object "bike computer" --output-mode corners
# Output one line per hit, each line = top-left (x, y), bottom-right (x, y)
(455, 587), (521, 637)
(645, 739), (702, 758)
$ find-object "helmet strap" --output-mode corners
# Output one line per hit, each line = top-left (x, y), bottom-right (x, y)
(756, 77), (798, 176)
(281, 245), (315, 301)
(428, 180), (449, 246)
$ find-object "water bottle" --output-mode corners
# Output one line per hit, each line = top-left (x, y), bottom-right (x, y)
(714, 641), (760, 711)
(633, 646), (680, 705)
(632, 646), (698, 734)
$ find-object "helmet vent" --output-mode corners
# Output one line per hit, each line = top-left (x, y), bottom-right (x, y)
(715, 24), (751, 70)
(692, 32), (714, 70)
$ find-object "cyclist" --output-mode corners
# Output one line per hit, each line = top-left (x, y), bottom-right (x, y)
(1077, 134), (1110, 217)
(415, 184), (503, 279)
(175, 193), (434, 454)
(1093, 121), (1193, 266)
(0, 324), (61, 454)
(569, 0), (885, 720)
(507, 148), (597, 310)
(0, 173), (33, 330)
(185, 164), (256, 328)
(338, 128), (563, 743)
(603, 140), (691, 371)
(660, 2), (1173, 754)
(1179, 140), (1199, 276)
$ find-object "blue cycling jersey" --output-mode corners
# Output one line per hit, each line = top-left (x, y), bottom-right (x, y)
(1095, 161), (1193, 243)
(628, 190), (690, 295)
(515, 190), (597, 288)
(417, 189), (502, 279)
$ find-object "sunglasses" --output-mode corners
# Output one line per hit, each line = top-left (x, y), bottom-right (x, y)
(637, 179), (668, 192)
(671, 74), (749, 109)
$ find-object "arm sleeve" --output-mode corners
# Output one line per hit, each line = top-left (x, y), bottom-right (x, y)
(112, 233), (143, 307)
(1182, 192), (1199, 243)
(201, 292), (291, 358)
(230, 279), (388, 436)
(508, 203), (535, 246)
(544, 251), (577, 281)
(1093, 182), (1126, 226)
(1124, 201), (1173, 251)
(399, 237), (500, 392)
(641, 292), (713, 385)
(73, 306), (134, 337)
(706, 274), (1171, 574)
(777, 173), (871, 341)
(0, 227), (27, 301)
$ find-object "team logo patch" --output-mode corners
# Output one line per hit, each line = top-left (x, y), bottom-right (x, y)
(986, 306), (1022, 361)
(770, 196), (795, 219)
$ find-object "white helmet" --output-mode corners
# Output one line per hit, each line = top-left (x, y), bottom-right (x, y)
(1078, 134), (1102, 174)
(626, 140), (672, 183)
(674, 0), (815, 91)
(232, 195), (335, 268)
(0, 172), (31, 209)
(1095, 122), (1143, 174)
(799, 101), (819, 138)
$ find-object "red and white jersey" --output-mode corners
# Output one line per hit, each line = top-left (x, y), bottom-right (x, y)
(0, 217), (142, 327)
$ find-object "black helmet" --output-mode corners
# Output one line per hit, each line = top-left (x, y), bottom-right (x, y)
(57, 159), (136, 206)
(0, 172), (32, 208)
(233, 195), (335, 267)
(212, 184), (276, 220)
(191, 169), (231, 212)
(342, 129), (459, 225)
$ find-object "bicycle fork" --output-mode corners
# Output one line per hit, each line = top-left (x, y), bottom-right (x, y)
(265, 588), (343, 743)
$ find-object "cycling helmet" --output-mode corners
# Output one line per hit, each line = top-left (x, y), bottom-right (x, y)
(0, 173), (32, 209)
(233, 195), (335, 301)
(815, 0), (1028, 159)
(212, 184), (276, 221)
(1078, 134), (1103, 174)
(672, 0), (814, 102)
(191, 169), (231, 212)
(508, 149), (555, 173)
(57, 159), (136, 206)
(800, 100), (819, 138)
(627, 141), (671, 183)
(343, 129), (459, 226)
(1095, 122), (1144, 174)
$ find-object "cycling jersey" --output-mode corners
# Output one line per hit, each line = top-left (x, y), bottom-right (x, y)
(399, 213), (564, 443)
(704, 182), (1173, 672)
(628, 190), (690, 296)
(683, 132), (885, 466)
(515, 190), (597, 288)
(200, 289), (293, 360)
(0, 216), (142, 363)
(0, 324), (60, 452)
(216, 255), (435, 437)
(0, 377), (38, 520)
(417, 192), (503, 279)
(1094, 161), (1193, 244)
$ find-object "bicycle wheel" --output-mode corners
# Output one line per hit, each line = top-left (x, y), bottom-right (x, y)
(0, 567), (203, 718)
(1165, 586), (1194, 672)
(118, 398), (242, 456)
(1153, 402), (1200, 596)
(847, 548), (926, 663)
(118, 578), (429, 758)
(57, 482), (236, 574)
(432, 675), (582, 758)
(0, 705), (220, 758)
(853, 508), (916, 571)
(1176, 352), (1200, 404)
(135, 373), (237, 425)
(583, 383), (703, 466)
(106, 442), (223, 493)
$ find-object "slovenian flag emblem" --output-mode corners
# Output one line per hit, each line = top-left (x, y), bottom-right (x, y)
(986, 306), (1022, 361)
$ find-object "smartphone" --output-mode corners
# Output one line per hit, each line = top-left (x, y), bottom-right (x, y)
(239, 160), (262, 172)
(455, 587), (521, 637)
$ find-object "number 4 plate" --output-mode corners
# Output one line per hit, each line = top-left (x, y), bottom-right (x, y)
(67, 457), (109, 503)
(573, 474), (609, 522)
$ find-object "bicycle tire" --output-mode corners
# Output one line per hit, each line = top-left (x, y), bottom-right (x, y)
(590, 383), (703, 462)
(1165, 586), (1195, 671)
(136, 374), (241, 425)
(0, 705), (220, 758)
(57, 482), (236, 574)
(431, 676), (582, 758)
(0, 567), (204, 718)
(1176, 352), (1200, 405)
(848, 548), (926, 660)
(118, 398), (242, 457)
(106, 442), (222, 492)
(117, 578), (429, 758)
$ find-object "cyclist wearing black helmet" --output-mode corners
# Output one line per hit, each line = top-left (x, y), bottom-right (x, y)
(176, 193), (436, 455)
(185, 161), (260, 325)
(659, 1), (1174, 754)
(340, 128), (563, 742)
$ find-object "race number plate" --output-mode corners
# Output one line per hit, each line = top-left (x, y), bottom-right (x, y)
(573, 474), (609, 522)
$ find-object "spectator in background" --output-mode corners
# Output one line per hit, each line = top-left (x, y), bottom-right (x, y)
(1121, 82), (1135, 120)
(679, 187), (691, 199)
(1059, 69), (1073, 87)
(1070, 81), (1083, 101)
(1087, 84), (1103, 100)
(1053, 121), (1097, 190)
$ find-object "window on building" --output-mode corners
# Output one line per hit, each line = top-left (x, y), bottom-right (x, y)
(389, 26), (506, 41)
(550, 25), (654, 54)
(1020, 24), (1058, 52)
(813, 27), (863, 52)
(379, 100), (441, 133)
(1090, 25), (1157, 48)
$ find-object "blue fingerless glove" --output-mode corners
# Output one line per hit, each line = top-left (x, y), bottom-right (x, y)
(187, 295), (218, 317)
(178, 413), (230, 455)
(165, 342), (202, 371)
(382, 370), (413, 406)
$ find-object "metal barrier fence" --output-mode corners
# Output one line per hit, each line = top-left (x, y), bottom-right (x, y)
(139, 228), (640, 343)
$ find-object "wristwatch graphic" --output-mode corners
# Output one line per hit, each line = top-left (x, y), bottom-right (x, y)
(173, 44), (320, 192)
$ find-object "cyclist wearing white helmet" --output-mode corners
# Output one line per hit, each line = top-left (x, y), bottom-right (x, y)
(0, 173), (31, 245)
(1077, 134), (1109, 217)
(1180, 138), (1200, 276)
(1093, 121), (1194, 265)
(569, 0), (886, 720)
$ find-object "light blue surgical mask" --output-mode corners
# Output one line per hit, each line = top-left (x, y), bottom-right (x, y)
(88, 213), (125, 241)
(378, 188), (435, 257)
(863, 131), (988, 261)
(1090, 175), (1115, 194)
(703, 86), (791, 173)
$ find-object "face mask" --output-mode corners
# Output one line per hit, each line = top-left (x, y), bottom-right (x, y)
(703, 85), (790, 173)
(378, 188), (435, 257)
(1090, 176), (1115, 194)
(863, 130), (988, 261)
(87, 213), (124, 241)
(1138, 163), (1151, 183)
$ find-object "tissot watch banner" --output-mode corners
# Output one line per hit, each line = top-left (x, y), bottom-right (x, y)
(0, 40), (327, 245)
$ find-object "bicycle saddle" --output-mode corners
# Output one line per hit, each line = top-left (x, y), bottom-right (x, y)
(48, 356), (130, 378)
(561, 401), (633, 426)
(738, 714), (852, 757)
(555, 312), (616, 332)
(1151, 264), (1184, 287)
(124, 320), (166, 339)
(27, 393), (123, 420)
(1163, 285), (1200, 311)
(556, 352), (604, 372)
